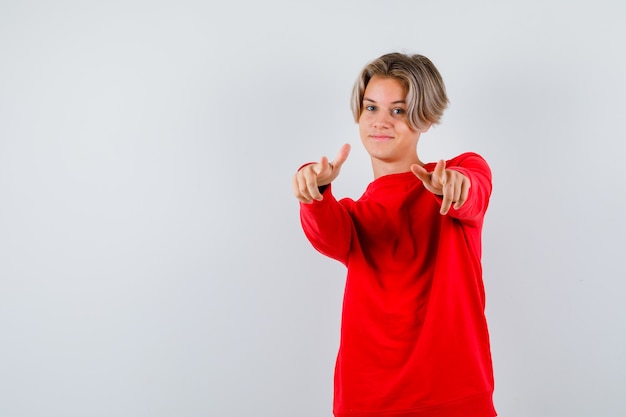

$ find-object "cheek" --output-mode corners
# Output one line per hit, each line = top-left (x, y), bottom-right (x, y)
(398, 122), (416, 135)
(358, 117), (367, 132)
(358, 124), (367, 140)
(358, 112), (377, 130)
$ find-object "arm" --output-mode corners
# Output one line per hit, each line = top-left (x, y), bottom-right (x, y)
(299, 185), (353, 265)
(292, 144), (354, 264)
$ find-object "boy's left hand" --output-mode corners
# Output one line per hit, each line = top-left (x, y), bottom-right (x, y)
(411, 160), (470, 215)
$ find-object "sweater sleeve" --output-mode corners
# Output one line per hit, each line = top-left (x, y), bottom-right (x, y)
(441, 152), (493, 225)
(299, 184), (353, 266)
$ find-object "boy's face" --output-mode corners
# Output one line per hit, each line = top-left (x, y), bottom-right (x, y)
(358, 76), (427, 167)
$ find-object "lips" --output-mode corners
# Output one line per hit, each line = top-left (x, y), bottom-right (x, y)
(370, 134), (394, 141)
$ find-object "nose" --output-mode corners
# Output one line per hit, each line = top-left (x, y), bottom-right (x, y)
(373, 112), (392, 128)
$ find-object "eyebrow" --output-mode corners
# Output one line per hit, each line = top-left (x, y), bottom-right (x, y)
(363, 97), (406, 104)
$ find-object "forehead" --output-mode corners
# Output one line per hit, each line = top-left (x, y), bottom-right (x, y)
(363, 76), (407, 101)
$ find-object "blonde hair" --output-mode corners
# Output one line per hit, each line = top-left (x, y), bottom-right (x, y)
(350, 53), (449, 131)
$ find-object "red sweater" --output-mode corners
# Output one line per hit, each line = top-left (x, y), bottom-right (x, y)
(299, 152), (496, 417)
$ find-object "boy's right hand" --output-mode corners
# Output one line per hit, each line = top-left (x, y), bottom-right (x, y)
(292, 143), (351, 203)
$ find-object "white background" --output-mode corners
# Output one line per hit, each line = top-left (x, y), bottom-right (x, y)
(1, 1), (625, 416)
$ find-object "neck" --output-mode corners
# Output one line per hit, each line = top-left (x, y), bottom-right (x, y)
(371, 156), (423, 179)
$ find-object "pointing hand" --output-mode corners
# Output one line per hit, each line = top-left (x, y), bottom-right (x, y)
(411, 160), (471, 215)
(292, 143), (351, 203)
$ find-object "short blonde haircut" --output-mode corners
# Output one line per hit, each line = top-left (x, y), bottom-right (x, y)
(350, 53), (449, 131)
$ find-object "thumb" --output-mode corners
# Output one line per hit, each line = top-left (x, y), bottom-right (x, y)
(410, 163), (431, 183)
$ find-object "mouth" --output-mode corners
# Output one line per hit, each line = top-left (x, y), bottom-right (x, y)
(370, 134), (394, 141)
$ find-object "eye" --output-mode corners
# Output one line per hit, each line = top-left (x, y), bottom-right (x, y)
(392, 108), (405, 115)
(365, 105), (376, 112)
